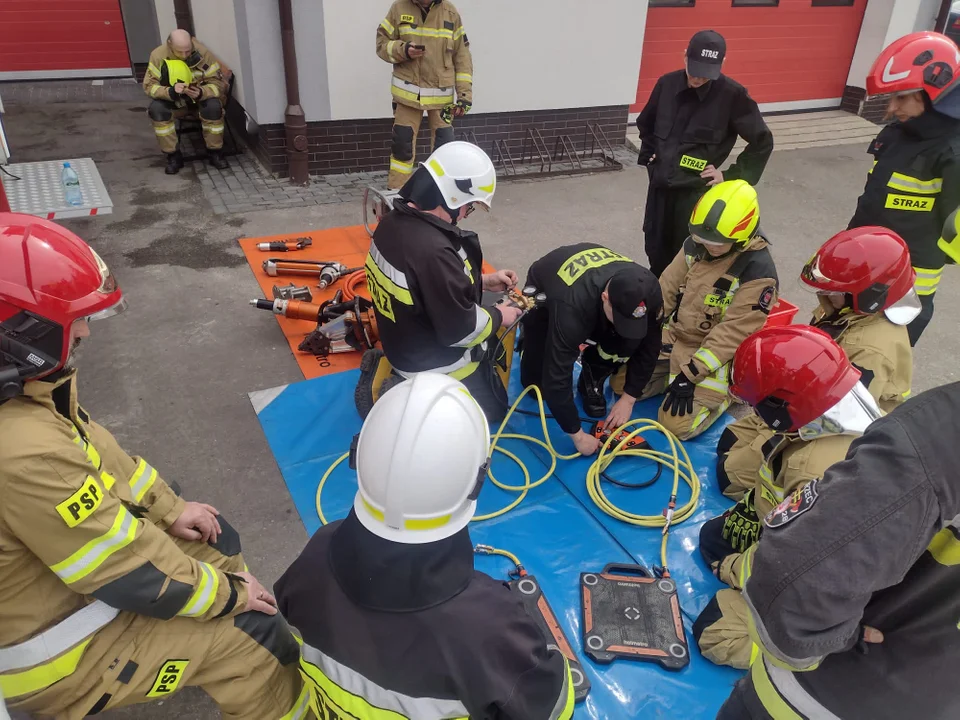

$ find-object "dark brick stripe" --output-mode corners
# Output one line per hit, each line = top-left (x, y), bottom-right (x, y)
(235, 105), (629, 178)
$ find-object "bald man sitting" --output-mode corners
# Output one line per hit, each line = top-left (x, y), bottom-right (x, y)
(143, 29), (230, 174)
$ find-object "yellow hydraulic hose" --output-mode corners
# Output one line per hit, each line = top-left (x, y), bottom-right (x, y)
(316, 385), (700, 573)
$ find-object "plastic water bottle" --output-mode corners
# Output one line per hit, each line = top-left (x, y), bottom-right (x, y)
(62, 162), (82, 206)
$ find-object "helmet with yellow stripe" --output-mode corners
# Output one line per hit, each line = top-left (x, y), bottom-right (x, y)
(353, 373), (490, 544)
(162, 58), (193, 87)
(422, 141), (497, 210)
(689, 179), (760, 247)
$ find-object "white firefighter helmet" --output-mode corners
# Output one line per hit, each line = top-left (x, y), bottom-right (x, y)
(423, 141), (497, 210)
(353, 373), (491, 544)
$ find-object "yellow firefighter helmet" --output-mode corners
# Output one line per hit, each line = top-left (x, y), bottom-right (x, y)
(689, 179), (760, 246)
(163, 58), (193, 87)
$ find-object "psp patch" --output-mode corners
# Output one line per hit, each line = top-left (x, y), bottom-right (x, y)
(146, 659), (190, 698)
(765, 480), (818, 529)
(757, 286), (775, 313)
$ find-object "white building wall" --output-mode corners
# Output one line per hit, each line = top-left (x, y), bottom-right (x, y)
(154, 0), (176, 43)
(192, 0), (245, 105)
(322, 0), (647, 120)
(847, 0), (940, 88)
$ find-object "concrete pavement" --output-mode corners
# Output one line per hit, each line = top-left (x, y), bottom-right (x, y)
(2, 97), (956, 718)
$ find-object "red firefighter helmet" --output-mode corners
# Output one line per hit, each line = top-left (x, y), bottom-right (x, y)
(799, 226), (920, 323)
(866, 31), (960, 104)
(0, 213), (125, 397)
(731, 325), (861, 432)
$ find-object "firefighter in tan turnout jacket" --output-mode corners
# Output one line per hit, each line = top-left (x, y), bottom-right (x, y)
(377, 0), (474, 188)
(635, 179), (778, 440)
(716, 226), (917, 502)
(0, 214), (309, 720)
(143, 29), (230, 175)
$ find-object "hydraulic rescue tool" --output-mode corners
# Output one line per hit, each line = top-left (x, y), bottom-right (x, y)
(250, 294), (379, 355)
(272, 284), (313, 301)
(474, 545), (591, 702)
(250, 298), (325, 323)
(362, 187), (401, 238)
(591, 421), (662, 489)
(261, 258), (362, 284)
(256, 237), (312, 252)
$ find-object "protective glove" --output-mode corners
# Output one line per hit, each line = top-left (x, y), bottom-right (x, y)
(721, 490), (762, 553)
(661, 363), (697, 417)
(440, 100), (472, 125)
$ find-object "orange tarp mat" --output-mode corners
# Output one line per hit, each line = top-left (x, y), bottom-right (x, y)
(239, 225), (372, 380)
(239, 224), (493, 381)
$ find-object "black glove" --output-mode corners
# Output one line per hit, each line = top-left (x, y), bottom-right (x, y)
(721, 491), (762, 553)
(167, 86), (180, 101)
(661, 363), (697, 417)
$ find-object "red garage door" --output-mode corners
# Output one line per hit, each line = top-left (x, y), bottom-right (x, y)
(0, 0), (131, 80)
(633, 0), (868, 112)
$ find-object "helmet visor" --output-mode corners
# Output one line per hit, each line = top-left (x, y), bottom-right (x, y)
(87, 296), (128, 322)
(883, 287), (922, 325)
(691, 233), (728, 249)
(797, 381), (883, 441)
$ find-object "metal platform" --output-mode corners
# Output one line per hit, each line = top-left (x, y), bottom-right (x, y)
(0, 157), (113, 219)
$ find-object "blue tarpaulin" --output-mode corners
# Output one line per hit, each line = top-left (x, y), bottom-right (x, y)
(250, 368), (744, 719)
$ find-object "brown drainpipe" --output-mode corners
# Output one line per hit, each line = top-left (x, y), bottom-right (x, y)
(172, 0), (195, 36)
(278, 0), (309, 185)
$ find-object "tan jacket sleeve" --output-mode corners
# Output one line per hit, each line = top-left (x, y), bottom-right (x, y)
(2, 448), (247, 621)
(452, 10), (473, 105)
(194, 41), (229, 101)
(376, 4), (408, 64)
(86, 420), (185, 529)
(658, 249), (689, 324)
(143, 47), (172, 101)
(688, 277), (776, 381)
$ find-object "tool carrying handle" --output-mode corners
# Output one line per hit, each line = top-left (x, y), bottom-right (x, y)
(600, 563), (653, 578)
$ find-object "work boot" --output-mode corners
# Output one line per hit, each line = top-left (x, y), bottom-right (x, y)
(578, 364), (613, 418)
(355, 349), (396, 419)
(164, 151), (184, 175)
(208, 150), (229, 170)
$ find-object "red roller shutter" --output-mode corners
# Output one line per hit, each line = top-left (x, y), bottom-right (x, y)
(0, 0), (131, 80)
(633, 0), (869, 112)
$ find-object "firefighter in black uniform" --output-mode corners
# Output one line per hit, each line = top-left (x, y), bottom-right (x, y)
(519, 244), (663, 456)
(356, 141), (521, 422)
(636, 29), (773, 277)
(848, 31), (960, 346)
(717, 378), (960, 720)
(277, 374), (576, 720)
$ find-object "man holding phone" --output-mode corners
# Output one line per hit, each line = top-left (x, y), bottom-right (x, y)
(376, 0), (474, 189)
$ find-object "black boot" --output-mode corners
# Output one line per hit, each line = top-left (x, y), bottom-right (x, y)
(164, 151), (184, 175)
(208, 149), (229, 170)
(577, 363), (613, 418)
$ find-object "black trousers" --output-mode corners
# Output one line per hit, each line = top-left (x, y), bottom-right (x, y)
(907, 292), (935, 347)
(461, 358), (508, 424)
(643, 184), (705, 277)
(519, 309), (616, 390)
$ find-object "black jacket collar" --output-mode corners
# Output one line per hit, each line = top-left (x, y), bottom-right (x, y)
(328, 509), (475, 613)
(899, 110), (960, 140)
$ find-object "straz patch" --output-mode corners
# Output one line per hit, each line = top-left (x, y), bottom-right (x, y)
(765, 480), (819, 529)
(703, 293), (732, 308)
(679, 155), (708, 172)
(757, 286), (775, 313)
(885, 193), (934, 212)
(56, 476), (103, 528)
(147, 659), (190, 698)
(400, 13), (415, 23)
(558, 248), (631, 286)
(365, 273), (395, 322)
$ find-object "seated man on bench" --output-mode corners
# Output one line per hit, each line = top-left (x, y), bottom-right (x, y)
(143, 29), (230, 175)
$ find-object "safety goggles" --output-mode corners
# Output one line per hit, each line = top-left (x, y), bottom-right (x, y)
(691, 233), (728, 249)
(797, 382), (883, 441)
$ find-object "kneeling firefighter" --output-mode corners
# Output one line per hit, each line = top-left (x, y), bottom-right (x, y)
(693, 325), (882, 670)
(519, 244), (664, 457)
(0, 214), (307, 718)
(640, 179), (779, 440)
(355, 142), (522, 423)
(277, 374), (575, 720)
(716, 226), (918, 500)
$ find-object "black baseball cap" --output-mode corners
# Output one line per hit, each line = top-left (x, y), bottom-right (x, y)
(607, 266), (661, 340)
(686, 30), (726, 81)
